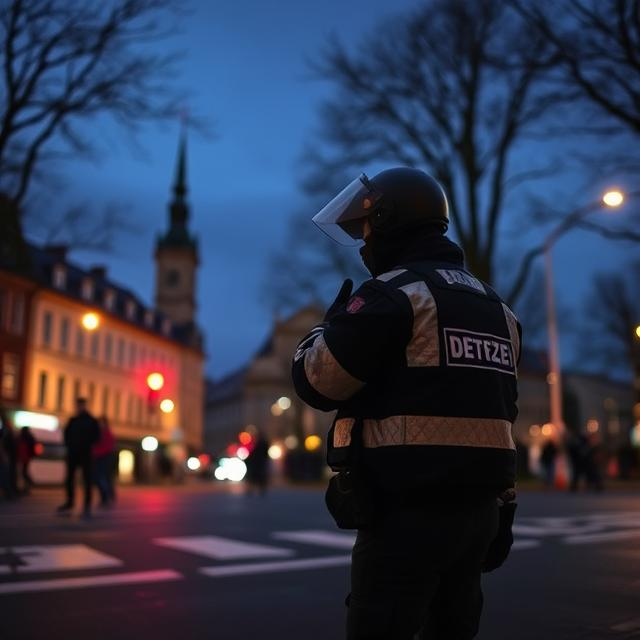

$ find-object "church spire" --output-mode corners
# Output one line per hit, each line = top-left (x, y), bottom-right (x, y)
(173, 126), (188, 201)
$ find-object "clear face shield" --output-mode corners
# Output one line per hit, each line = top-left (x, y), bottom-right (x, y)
(311, 174), (382, 246)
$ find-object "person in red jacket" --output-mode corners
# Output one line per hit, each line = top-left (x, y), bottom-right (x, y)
(16, 427), (37, 494)
(93, 416), (116, 507)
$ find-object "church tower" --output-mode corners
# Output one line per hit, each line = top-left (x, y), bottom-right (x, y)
(154, 128), (199, 326)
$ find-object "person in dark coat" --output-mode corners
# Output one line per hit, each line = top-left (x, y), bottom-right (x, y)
(540, 438), (558, 488)
(0, 407), (18, 499)
(245, 432), (271, 496)
(57, 398), (100, 517)
(16, 426), (37, 494)
(567, 432), (589, 491)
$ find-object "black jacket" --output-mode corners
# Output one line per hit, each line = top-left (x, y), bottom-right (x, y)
(64, 411), (100, 457)
(292, 234), (521, 495)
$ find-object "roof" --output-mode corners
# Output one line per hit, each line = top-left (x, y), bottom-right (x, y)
(11, 243), (202, 349)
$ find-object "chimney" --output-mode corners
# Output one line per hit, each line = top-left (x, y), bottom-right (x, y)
(89, 265), (107, 280)
(44, 244), (68, 262)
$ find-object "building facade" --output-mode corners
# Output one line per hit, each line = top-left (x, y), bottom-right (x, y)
(204, 307), (330, 458)
(1, 132), (205, 483)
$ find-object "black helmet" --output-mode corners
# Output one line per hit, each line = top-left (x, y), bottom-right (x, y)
(312, 167), (449, 245)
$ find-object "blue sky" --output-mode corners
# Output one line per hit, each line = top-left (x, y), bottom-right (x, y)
(24, 0), (637, 379)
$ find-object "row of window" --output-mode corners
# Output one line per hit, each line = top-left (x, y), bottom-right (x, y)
(0, 289), (26, 336)
(41, 310), (176, 370)
(1, 352), (20, 400)
(52, 265), (171, 335)
(36, 370), (161, 428)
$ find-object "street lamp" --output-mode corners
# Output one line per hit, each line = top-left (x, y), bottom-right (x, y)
(81, 312), (100, 331)
(544, 188), (628, 442)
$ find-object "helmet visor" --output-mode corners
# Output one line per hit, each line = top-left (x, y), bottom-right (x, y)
(312, 174), (381, 245)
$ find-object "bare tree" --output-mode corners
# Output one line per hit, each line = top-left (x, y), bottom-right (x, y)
(512, 0), (640, 136)
(0, 0), (200, 258)
(578, 264), (640, 398)
(269, 0), (572, 311)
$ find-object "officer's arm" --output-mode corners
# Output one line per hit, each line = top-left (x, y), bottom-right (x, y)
(292, 281), (411, 411)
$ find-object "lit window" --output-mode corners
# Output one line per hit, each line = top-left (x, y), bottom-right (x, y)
(145, 310), (154, 328)
(60, 317), (70, 351)
(117, 338), (125, 367)
(73, 379), (81, 402)
(82, 278), (94, 301)
(1, 353), (20, 400)
(88, 382), (95, 409)
(114, 391), (121, 420)
(129, 343), (136, 368)
(10, 293), (25, 335)
(104, 333), (113, 364)
(104, 289), (116, 311)
(102, 386), (110, 417)
(38, 371), (48, 408)
(42, 311), (53, 347)
(76, 329), (85, 356)
(53, 265), (67, 289)
(56, 375), (65, 411)
(91, 333), (100, 360)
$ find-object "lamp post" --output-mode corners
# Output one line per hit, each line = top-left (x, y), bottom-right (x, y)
(544, 189), (626, 444)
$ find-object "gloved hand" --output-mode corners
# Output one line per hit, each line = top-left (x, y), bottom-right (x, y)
(324, 279), (353, 322)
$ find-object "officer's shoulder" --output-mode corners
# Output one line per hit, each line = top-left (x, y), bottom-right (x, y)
(356, 269), (416, 310)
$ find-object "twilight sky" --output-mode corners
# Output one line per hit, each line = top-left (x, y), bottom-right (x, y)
(24, 0), (637, 380)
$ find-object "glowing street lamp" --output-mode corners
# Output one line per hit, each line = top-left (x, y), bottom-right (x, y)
(159, 398), (174, 414)
(81, 312), (100, 331)
(602, 190), (624, 207)
(635, 325), (640, 339)
(146, 372), (164, 391)
(141, 436), (159, 452)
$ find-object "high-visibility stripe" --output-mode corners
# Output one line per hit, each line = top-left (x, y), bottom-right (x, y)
(333, 415), (514, 450)
(501, 303), (520, 366)
(333, 418), (356, 447)
(303, 334), (365, 402)
(362, 416), (515, 450)
(376, 268), (407, 283)
(399, 281), (440, 367)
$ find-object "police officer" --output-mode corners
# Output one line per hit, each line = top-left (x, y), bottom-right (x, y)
(291, 168), (521, 640)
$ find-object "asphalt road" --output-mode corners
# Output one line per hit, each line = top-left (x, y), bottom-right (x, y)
(1, 484), (640, 640)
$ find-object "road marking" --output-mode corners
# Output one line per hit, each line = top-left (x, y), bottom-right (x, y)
(0, 545), (122, 575)
(512, 540), (540, 550)
(564, 529), (640, 545)
(273, 530), (356, 549)
(153, 535), (294, 560)
(200, 555), (351, 578)
(0, 570), (182, 595)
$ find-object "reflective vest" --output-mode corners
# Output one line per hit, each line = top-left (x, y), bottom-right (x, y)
(292, 259), (521, 494)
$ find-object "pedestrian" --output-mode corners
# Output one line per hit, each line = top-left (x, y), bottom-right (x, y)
(292, 168), (521, 640)
(540, 438), (558, 489)
(0, 407), (18, 499)
(16, 426), (37, 494)
(567, 431), (589, 491)
(585, 432), (604, 492)
(93, 416), (116, 506)
(245, 432), (271, 496)
(57, 397), (100, 517)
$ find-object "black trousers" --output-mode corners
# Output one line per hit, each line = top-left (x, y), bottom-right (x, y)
(346, 497), (499, 640)
(65, 454), (93, 509)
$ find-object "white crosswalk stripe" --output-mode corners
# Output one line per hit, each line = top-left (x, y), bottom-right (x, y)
(273, 530), (356, 549)
(0, 545), (122, 575)
(153, 535), (294, 560)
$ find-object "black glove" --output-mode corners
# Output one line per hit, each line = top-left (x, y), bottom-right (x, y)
(324, 279), (353, 322)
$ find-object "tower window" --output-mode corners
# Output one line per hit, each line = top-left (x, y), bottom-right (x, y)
(104, 289), (116, 311)
(165, 269), (181, 287)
